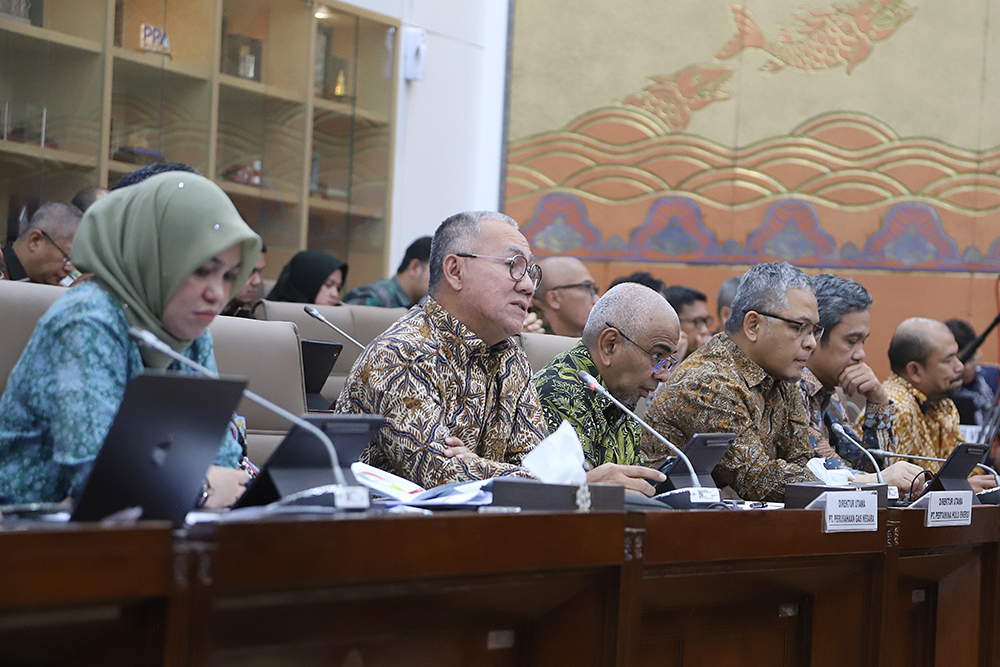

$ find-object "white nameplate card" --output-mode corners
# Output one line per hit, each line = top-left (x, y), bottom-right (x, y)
(807, 491), (878, 533)
(909, 491), (973, 527)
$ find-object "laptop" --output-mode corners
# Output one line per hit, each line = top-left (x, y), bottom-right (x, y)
(301, 339), (342, 411)
(234, 413), (385, 508)
(71, 372), (247, 526)
(654, 432), (736, 494)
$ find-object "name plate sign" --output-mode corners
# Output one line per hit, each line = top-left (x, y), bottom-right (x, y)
(920, 491), (973, 527)
(819, 491), (878, 533)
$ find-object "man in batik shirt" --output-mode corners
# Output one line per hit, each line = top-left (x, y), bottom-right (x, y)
(643, 262), (821, 502)
(874, 317), (996, 492)
(534, 283), (679, 495)
(337, 211), (664, 493)
(800, 273), (922, 496)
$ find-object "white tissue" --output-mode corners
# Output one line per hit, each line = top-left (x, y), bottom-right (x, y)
(522, 420), (588, 485)
(807, 457), (853, 486)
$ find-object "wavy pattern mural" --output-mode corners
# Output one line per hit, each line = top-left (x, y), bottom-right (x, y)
(507, 110), (1000, 272)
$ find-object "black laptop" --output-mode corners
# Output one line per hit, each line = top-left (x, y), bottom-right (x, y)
(301, 339), (342, 410)
(234, 413), (385, 507)
(654, 432), (736, 494)
(71, 372), (247, 526)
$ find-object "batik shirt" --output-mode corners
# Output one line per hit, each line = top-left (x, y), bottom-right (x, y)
(534, 341), (643, 469)
(0, 282), (242, 504)
(798, 368), (894, 472)
(341, 275), (413, 308)
(335, 296), (546, 488)
(642, 333), (817, 502)
(879, 373), (961, 473)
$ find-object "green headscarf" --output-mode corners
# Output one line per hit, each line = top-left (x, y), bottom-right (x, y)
(72, 172), (262, 368)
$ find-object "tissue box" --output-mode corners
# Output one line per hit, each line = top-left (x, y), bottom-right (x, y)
(490, 479), (624, 511)
(785, 482), (889, 509)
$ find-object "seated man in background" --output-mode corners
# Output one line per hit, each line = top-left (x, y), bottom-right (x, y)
(70, 186), (108, 212)
(876, 318), (996, 491)
(221, 244), (267, 318)
(342, 236), (432, 308)
(1, 202), (82, 285)
(336, 211), (664, 494)
(945, 318), (998, 426)
(534, 283), (678, 495)
(529, 257), (600, 337)
(663, 285), (713, 358)
(800, 273), (922, 494)
(643, 261), (821, 501)
(716, 275), (741, 333)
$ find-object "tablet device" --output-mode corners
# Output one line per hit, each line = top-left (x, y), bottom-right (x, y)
(914, 441), (990, 500)
(301, 339), (343, 410)
(654, 432), (736, 494)
(234, 413), (385, 508)
(72, 372), (247, 526)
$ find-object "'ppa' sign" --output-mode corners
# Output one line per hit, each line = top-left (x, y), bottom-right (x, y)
(140, 24), (171, 55)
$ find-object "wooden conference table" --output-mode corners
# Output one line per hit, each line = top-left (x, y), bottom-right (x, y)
(0, 506), (997, 666)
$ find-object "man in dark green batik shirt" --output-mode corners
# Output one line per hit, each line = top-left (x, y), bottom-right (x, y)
(534, 283), (681, 483)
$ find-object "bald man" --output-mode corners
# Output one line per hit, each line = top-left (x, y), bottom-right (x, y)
(531, 257), (600, 337)
(876, 317), (996, 491)
(534, 283), (679, 495)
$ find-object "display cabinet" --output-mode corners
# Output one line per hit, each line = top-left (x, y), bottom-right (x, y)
(0, 0), (398, 286)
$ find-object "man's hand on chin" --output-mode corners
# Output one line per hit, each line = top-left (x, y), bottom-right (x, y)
(585, 463), (666, 497)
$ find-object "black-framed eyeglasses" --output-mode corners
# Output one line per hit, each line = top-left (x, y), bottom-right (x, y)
(680, 315), (715, 330)
(550, 280), (599, 297)
(754, 311), (824, 340)
(39, 230), (72, 268)
(605, 321), (678, 374)
(455, 253), (542, 290)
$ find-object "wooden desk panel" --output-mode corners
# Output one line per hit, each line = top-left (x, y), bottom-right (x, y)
(0, 522), (174, 666)
(638, 509), (888, 667)
(179, 512), (634, 667)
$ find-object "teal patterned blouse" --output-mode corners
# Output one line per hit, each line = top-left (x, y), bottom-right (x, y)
(0, 281), (241, 504)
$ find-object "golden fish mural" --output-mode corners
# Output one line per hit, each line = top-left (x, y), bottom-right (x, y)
(618, 64), (734, 133)
(716, 0), (914, 74)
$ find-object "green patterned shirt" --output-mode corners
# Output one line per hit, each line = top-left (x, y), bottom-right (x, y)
(534, 341), (643, 469)
(341, 275), (413, 308)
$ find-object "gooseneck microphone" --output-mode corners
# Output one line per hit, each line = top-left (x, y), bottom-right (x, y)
(577, 370), (700, 488)
(128, 327), (349, 489)
(830, 423), (886, 485)
(304, 305), (366, 350)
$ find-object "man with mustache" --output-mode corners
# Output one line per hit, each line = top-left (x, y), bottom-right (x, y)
(876, 318), (996, 492)
(642, 262), (822, 502)
(534, 283), (679, 496)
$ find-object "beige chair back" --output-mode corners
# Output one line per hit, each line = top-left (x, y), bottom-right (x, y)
(258, 300), (407, 403)
(209, 316), (307, 463)
(0, 281), (65, 393)
(519, 332), (579, 374)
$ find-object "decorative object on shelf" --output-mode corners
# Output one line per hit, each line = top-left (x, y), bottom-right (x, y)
(221, 29), (263, 82)
(2, 102), (55, 148)
(113, 0), (124, 47)
(111, 124), (162, 165)
(139, 24), (172, 57)
(0, 0), (30, 23)
(222, 159), (262, 186)
(315, 24), (350, 100)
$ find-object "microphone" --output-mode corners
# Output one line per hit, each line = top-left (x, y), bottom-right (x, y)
(127, 327), (364, 506)
(577, 370), (700, 489)
(304, 305), (366, 350)
(830, 423), (885, 485)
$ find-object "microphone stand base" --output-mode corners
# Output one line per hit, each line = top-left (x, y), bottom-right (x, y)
(653, 487), (724, 510)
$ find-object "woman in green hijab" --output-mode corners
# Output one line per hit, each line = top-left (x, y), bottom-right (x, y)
(0, 172), (262, 507)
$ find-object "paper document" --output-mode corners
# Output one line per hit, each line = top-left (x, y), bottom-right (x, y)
(350, 462), (493, 506)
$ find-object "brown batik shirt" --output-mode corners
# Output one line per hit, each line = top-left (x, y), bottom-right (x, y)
(335, 296), (546, 488)
(642, 332), (818, 502)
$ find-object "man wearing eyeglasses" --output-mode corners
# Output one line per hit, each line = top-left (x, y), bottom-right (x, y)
(2, 202), (82, 286)
(643, 261), (824, 502)
(663, 285), (714, 358)
(534, 283), (679, 495)
(531, 257), (601, 337)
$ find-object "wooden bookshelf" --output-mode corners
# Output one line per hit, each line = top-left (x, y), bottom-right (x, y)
(0, 0), (398, 285)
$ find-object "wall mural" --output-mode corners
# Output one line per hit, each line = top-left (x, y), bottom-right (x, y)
(505, 0), (1000, 274)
